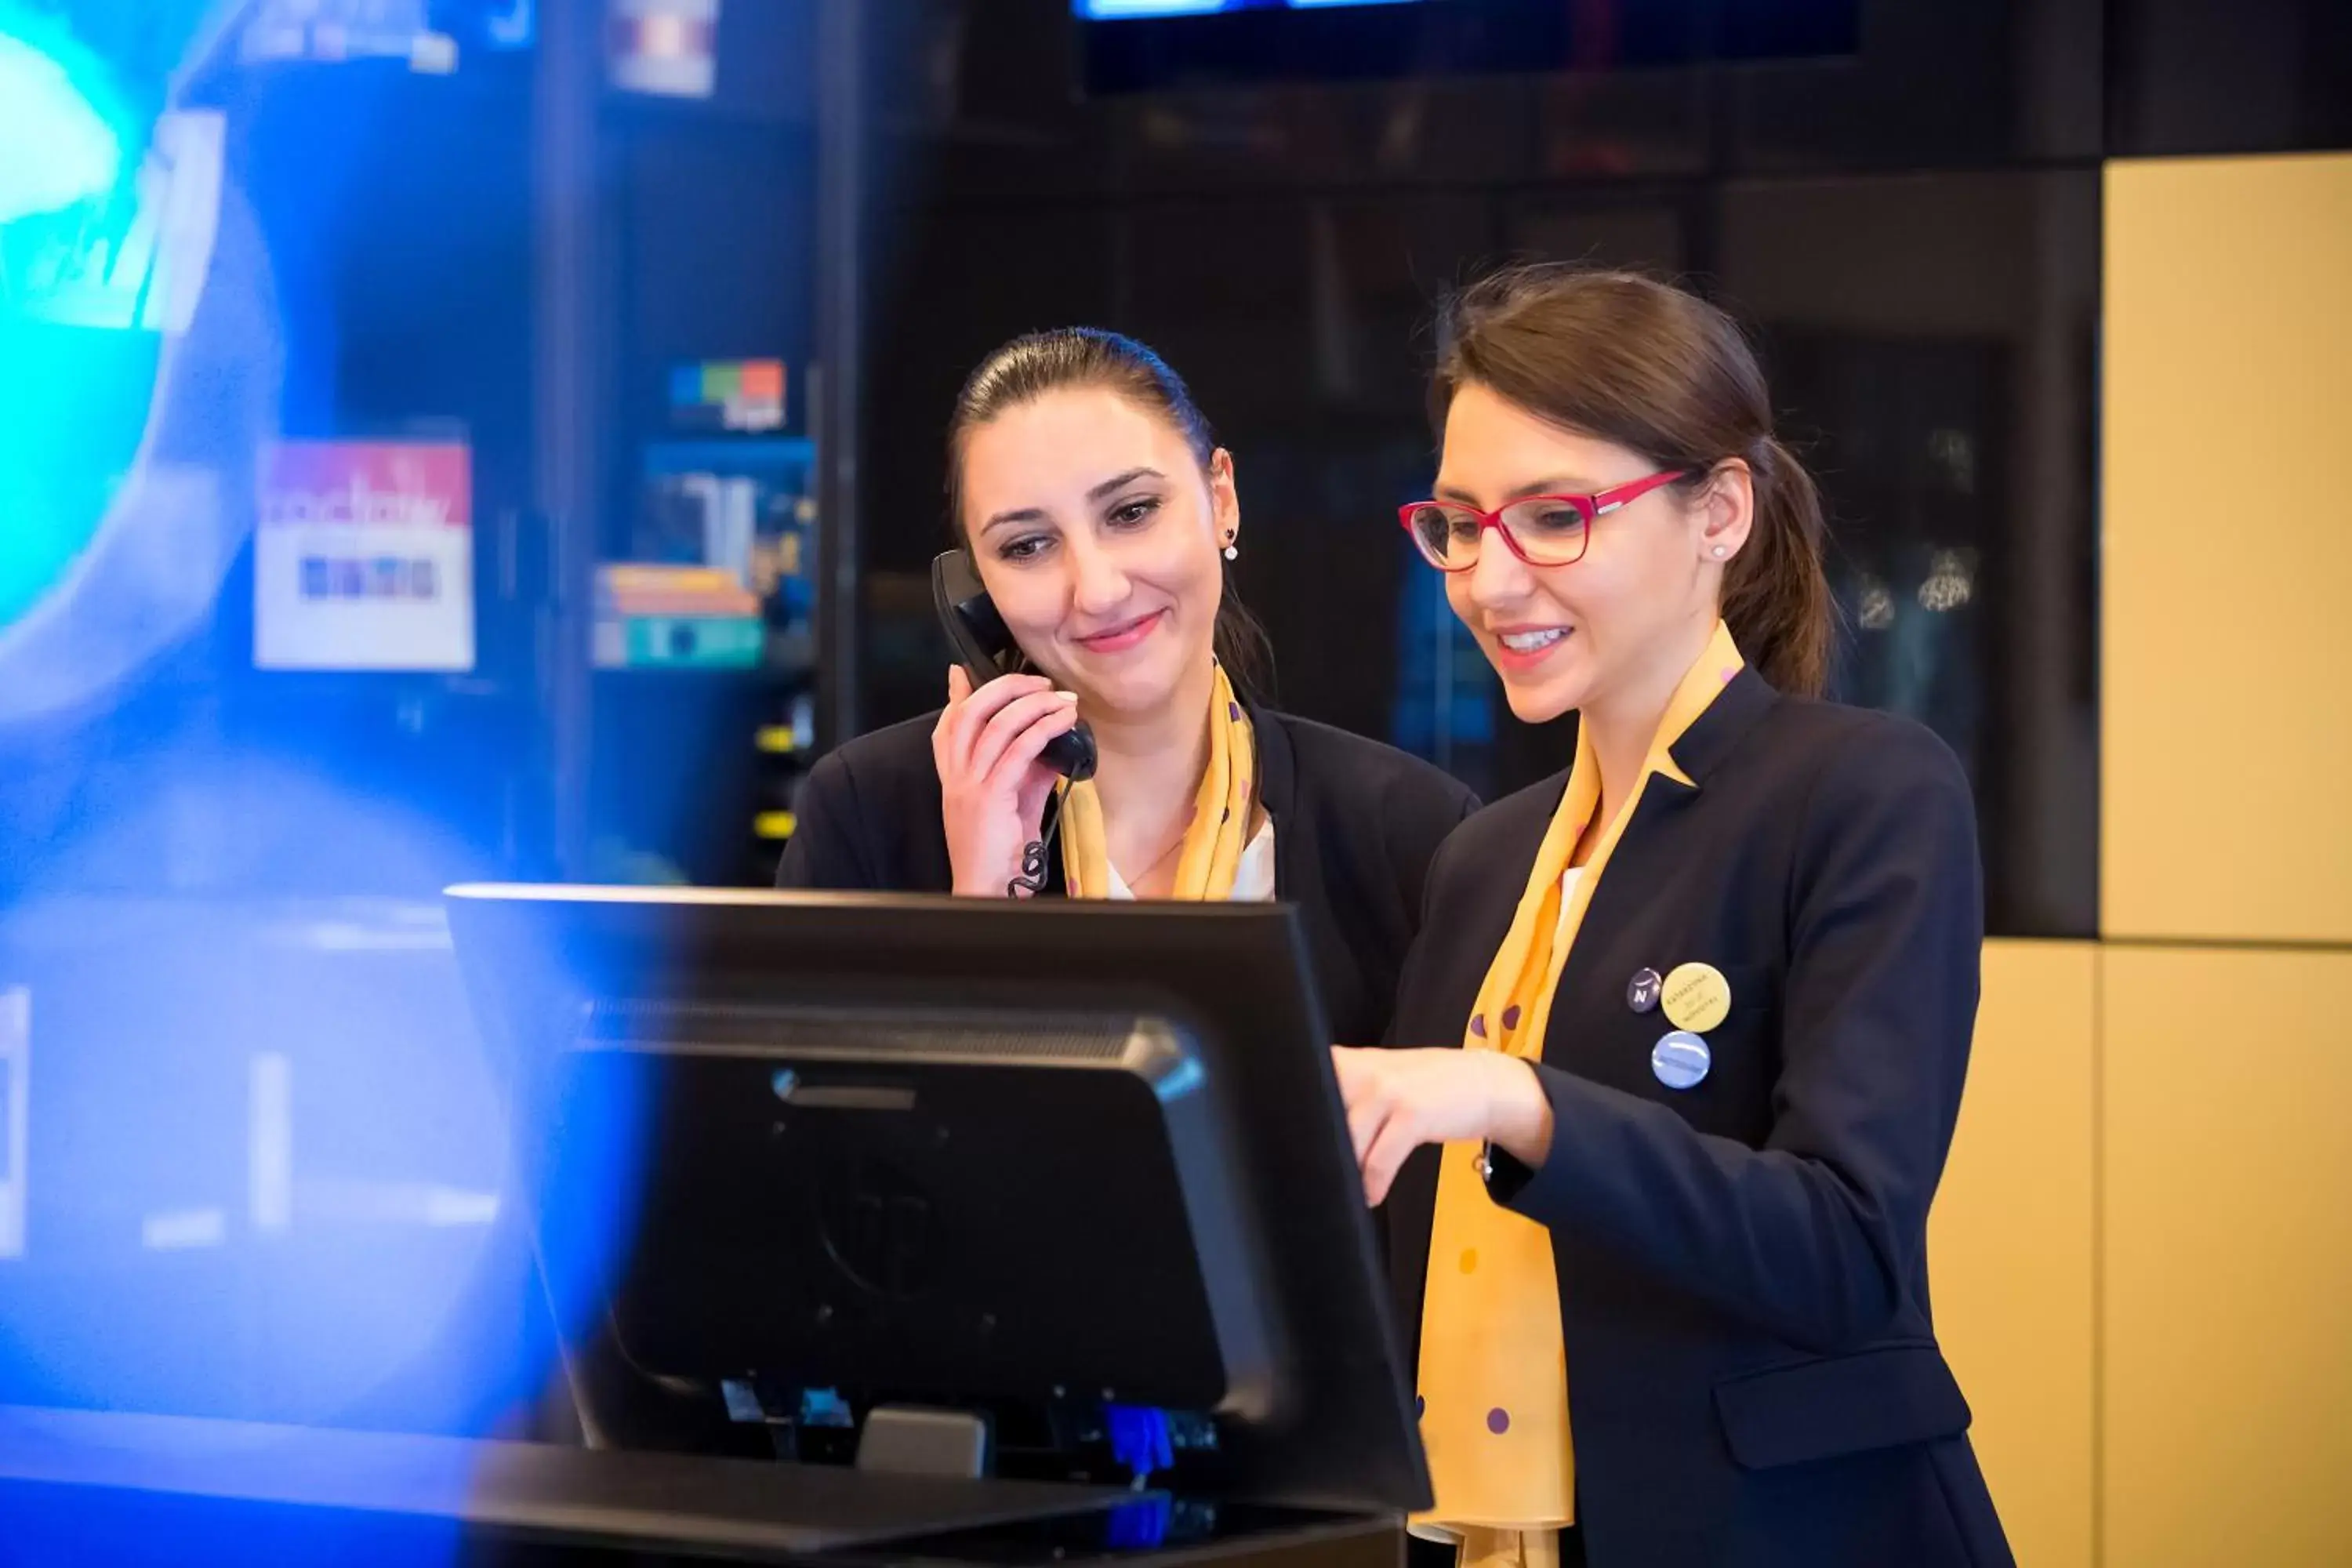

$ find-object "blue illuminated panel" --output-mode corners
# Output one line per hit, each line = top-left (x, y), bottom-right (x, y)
(1076, 0), (1425, 16)
(1078, 0), (1853, 93)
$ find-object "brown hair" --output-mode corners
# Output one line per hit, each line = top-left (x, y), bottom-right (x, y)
(1431, 266), (1834, 696)
(947, 327), (1272, 696)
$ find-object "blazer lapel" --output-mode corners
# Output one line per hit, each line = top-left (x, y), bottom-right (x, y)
(1543, 669), (1779, 1057)
(1243, 695), (1299, 898)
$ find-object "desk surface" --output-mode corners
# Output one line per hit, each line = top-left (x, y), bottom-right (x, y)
(0, 1406), (1403, 1567)
(0, 1406), (1125, 1556)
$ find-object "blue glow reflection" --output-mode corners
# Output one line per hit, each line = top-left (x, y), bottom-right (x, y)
(0, 5), (649, 1558)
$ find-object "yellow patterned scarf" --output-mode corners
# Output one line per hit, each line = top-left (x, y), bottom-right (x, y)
(1058, 662), (1258, 901)
(1414, 621), (1744, 1568)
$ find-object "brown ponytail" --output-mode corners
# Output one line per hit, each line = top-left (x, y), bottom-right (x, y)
(1432, 266), (1834, 696)
(1723, 434), (1832, 696)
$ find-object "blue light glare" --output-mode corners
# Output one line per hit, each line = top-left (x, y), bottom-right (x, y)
(0, 750), (648, 1446)
(1078, 0), (1231, 16)
(0, 6), (659, 1552)
(0, 5), (245, 710)
(0, 768), (517, 1423)
(0, 27), (122, 224)
(0, 5), (140, 638)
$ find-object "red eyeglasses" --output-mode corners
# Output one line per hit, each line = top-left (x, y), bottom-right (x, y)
(1397, 470), (1688, 572)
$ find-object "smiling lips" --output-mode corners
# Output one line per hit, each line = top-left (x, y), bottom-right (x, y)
(1073, 608), (1166, 654)
(1490, 624), (1572, 669)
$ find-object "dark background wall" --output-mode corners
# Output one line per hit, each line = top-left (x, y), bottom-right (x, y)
(837, 0), (2350, 938)
(848, 0), (2130, 936)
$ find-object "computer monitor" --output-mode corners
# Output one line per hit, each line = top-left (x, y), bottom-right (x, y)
(442, 886), (1431, 1515)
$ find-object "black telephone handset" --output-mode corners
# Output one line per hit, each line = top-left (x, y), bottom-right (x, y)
(931, 550), (1098, 782)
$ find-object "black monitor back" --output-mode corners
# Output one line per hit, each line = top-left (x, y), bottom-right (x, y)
(571, 1003), (1269, 1414)
(445, 887), (1431, 1514)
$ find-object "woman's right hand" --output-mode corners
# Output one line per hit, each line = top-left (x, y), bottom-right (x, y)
(932, 665), (1082, 897)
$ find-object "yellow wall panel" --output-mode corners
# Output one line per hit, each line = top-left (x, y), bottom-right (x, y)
(2103, 154), (2352, 942)
(2103, 946), (2352, 1566)
(1931, 940), (2096, 1568)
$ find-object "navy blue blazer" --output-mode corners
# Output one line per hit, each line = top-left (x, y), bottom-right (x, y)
(778, 699), (1479, 1052)
(1384, 669), (2013, 1568)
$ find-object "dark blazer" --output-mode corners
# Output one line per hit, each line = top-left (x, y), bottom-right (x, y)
(1385, 669), (2012, 1568)
(778, 699), (1480, 1050)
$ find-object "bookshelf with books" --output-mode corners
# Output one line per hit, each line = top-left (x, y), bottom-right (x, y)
(586, 357), (820, 886)
(579, 2), (828, 887)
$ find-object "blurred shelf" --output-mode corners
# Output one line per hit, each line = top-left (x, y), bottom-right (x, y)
(591, 664), (813, 681)
(641, 437), (816, 477)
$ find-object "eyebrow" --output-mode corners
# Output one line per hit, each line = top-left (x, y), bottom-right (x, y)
(980, 466), (1168, 536)
(1431, 475), (1595, 506)
(1089, 465), (1164, 500)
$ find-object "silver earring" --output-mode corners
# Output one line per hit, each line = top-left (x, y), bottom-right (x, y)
(1710, 545), (1728, 558)
(1223, 540), (1240, 561)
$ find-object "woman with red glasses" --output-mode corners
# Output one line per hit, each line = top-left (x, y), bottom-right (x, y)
(1334, 269), (2010, 1568)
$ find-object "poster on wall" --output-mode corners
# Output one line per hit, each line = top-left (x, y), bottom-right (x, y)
(252, 440), (475, 672)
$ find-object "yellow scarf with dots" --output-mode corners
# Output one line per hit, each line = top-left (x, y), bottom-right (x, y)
(1414, 621), (1744, 1568)
(1058, 663), (1258, 901)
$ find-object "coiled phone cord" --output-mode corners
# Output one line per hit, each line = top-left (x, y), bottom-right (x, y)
(1007, 790), (1067, 898)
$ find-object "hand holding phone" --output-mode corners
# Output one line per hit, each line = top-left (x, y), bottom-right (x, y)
(931, 550), (1098, 896)
(932, 550), (1098, 781)
(931, 664), (1082, 897)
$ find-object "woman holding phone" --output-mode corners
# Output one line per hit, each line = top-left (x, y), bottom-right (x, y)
(779, 326), (1478, 1049)
(1335, 270), (2010, 1566)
